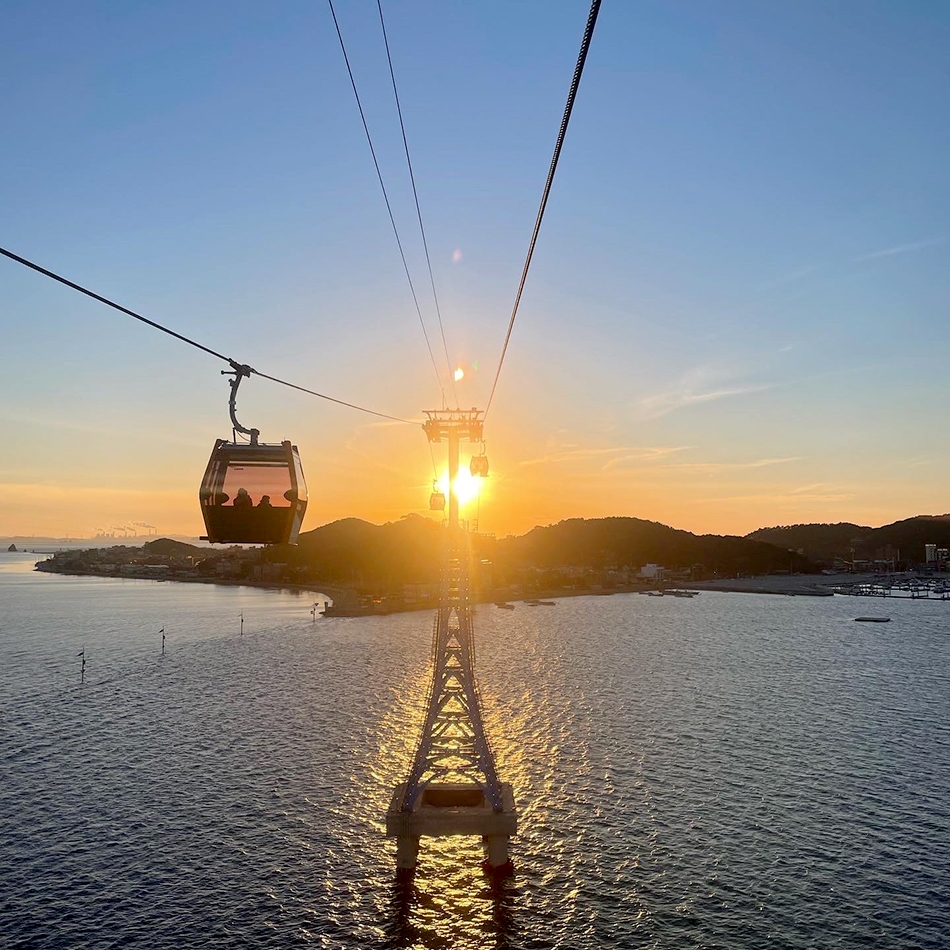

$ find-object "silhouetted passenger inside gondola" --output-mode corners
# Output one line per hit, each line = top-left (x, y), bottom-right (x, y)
(199, 436), (307, 544)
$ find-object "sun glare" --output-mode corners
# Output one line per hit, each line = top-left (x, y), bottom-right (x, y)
(454, 367), (465, 382)
(436, 469), (482, 506)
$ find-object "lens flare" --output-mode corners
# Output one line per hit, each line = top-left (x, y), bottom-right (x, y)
(454, 367), (465, 382)
(436, 470), (482, 506)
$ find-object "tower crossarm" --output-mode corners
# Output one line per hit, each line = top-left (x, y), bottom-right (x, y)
(422, 408), (484, 444)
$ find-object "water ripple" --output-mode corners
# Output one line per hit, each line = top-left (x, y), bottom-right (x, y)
(1, 559), (948, 948)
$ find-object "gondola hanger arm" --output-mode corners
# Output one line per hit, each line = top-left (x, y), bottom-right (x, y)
(223, 362), (259, 445)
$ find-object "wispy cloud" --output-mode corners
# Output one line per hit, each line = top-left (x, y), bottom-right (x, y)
(901, 455), (936, 468)
(0, 408), (206, 446)
(600, 446), (694, 470)
(518, 447), (802, 484)
(518, 446), (624, 469)
(853, 236), (945, 262)
(789, 482), (830, 495)
(636, 384), (769, 420)
(753, 264), (821, 294)
(0, 481), (186, 502)
(685, 485), (855, 506)
(665, 456), (801, 477)
(782, 483), (855, 502)
(520, 445), (691, 470)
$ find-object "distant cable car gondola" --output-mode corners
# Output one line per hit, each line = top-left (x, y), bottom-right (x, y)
(429, 481), (446, 511)
(470, 444), (489, 478)
(199, 364), (308, 545)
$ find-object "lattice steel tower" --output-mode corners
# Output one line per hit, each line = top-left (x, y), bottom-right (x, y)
(385, 409), (517, 875)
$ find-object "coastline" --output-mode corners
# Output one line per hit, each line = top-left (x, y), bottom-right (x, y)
(680, 572), (941, 598)
(681, 577), (836, 597)
(33, 561), (857, 616)
(33, 563), (347, 604)
(39, 557), (945, 615)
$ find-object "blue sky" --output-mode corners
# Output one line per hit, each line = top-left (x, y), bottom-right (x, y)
(2, 1), (948, 537)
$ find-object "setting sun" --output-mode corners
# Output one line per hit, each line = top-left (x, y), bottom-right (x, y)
(435, 468), (483, 507)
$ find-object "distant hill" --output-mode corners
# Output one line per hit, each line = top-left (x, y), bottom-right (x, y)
(495, 517), (814, 577)
(270, 514), (443, 586)
(142, 538), (204, 557)
(266, 514), (815, 589)
(747, 516), (950, 564)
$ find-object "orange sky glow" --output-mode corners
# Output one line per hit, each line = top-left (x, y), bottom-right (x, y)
(2, 398), (944, 540)
(3, 3), (948, 542)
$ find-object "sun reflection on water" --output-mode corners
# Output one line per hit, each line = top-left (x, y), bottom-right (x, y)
(310, 600), (663, 947)
(328, 626), (526, 948)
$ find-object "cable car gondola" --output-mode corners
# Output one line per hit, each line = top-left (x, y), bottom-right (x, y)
(429, 481), (446, 511)
(470, 444), (489, 478)
(199, 365), (308, 545)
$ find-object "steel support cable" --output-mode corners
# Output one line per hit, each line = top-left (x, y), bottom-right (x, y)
(0, 244), (417, 426)
(376, 0), (457, 407)
(243, 370), (415, 425)
(1, 245), (231, 364)
(326, 0), (445, 405)
(484, 0), (602, 417)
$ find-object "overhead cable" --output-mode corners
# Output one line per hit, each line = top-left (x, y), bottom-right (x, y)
(252, 370), (415, 424)
(0, 244), (417, 426)
(485, 0), (602, 416)
(0, 245), (231, 364)
(376, 0), (457, 406)
(326, 0), (446, 404)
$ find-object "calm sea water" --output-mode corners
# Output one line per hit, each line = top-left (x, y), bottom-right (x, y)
(1, 551), (948, 949)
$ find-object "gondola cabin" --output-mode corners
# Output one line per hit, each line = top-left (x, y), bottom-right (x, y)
(199, 439), (308, 544)
(429, 487), (446, 511)
(470, 455), (489, 477)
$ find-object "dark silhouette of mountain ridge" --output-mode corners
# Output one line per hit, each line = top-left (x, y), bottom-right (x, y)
(142, 538), (203, 557)
(268, 514), (815, 588)
(747, 515), (950, 563)
(284, 514), (442, 586)
(494, 516), (812, 576)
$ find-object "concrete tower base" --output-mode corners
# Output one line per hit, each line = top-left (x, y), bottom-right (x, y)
(386, 782), (518, 876)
